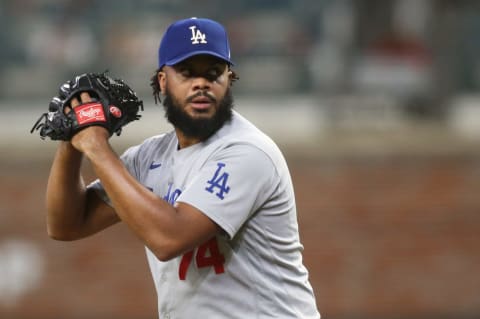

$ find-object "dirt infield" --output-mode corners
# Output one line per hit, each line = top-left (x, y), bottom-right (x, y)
(1, 151), (480, 318)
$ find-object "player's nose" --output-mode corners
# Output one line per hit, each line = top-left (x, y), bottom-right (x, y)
(191, 76), (211, 91)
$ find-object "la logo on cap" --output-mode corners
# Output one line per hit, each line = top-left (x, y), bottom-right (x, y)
(158, 17), (234, 68)
(189, 25), (207, 44)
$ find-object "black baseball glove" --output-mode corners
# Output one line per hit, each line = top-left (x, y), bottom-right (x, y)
(31, 71), (144, 141)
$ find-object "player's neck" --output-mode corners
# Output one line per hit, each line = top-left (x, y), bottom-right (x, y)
(175, 129), (202, 149)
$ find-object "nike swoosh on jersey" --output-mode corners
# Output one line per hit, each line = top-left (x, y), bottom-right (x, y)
(149, 162), (162, 170)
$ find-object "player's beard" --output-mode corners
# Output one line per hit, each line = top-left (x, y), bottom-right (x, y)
(163, 87), (234, 141)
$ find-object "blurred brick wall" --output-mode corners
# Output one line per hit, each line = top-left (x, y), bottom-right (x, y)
(1, 153), (479, 319)
(295, 154), (480, 319)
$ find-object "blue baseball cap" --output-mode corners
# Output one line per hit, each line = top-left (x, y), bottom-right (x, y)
(158, 17), (233, 68)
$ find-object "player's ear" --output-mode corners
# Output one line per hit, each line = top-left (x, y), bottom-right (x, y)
(228, 69), (239, 87)
(158, 71), (166, 95)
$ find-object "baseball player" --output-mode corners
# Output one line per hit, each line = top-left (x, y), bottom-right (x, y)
(45, 17), (320, 318)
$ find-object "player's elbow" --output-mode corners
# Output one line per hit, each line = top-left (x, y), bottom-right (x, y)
(48, 232), (75, 241)
(47, 224), (83, 241)
(148, 245), (179, 262)
(48, 233), (75, 241)
(151, 250), (175, 262)
(147, 240), (185, 262)
(47, 230), (77, 241)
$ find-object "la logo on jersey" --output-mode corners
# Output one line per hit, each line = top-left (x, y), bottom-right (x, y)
(205, 162), (230, 200)
(189, 25), (207, 44)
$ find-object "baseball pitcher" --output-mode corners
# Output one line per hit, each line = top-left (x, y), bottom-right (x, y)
(32, 17), (320, 318)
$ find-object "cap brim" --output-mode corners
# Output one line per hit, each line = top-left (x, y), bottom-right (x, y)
(164, 50), (234, 66)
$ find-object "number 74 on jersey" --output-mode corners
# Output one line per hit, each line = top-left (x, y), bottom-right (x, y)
(178, 237), (226, 280)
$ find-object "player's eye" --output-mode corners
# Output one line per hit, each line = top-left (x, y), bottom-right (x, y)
(206, 66), (226, 81)
(205, 69), (220, 81)
(175, 63), (225, 81)
(178, 68), (191, 77)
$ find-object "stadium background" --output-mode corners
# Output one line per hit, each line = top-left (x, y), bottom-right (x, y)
(1, 0), (480, 318)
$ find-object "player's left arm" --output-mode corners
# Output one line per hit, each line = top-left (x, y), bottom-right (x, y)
(69, 108), (221, 262)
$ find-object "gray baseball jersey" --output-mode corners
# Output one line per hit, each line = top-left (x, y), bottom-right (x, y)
(89, 111), (320, 318)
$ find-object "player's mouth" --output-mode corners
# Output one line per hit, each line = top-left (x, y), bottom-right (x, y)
(188, 94), (216, 111)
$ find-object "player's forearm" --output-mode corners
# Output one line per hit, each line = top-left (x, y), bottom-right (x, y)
(86, 142), (174, 249)
(83, 140), (212, 260)
(46, 142), (88, 239)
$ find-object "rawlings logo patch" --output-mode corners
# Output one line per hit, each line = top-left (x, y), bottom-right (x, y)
(74, 102), (106, 125)
(109, 105), (122, 118)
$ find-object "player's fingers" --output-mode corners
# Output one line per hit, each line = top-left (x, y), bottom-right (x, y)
(64, 97), (80, 114)
(70, 97), (80, 108)
(80, 92), (92, 104)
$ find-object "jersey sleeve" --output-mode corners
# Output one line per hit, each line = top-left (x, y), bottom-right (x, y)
(176, 143), (278, 239)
